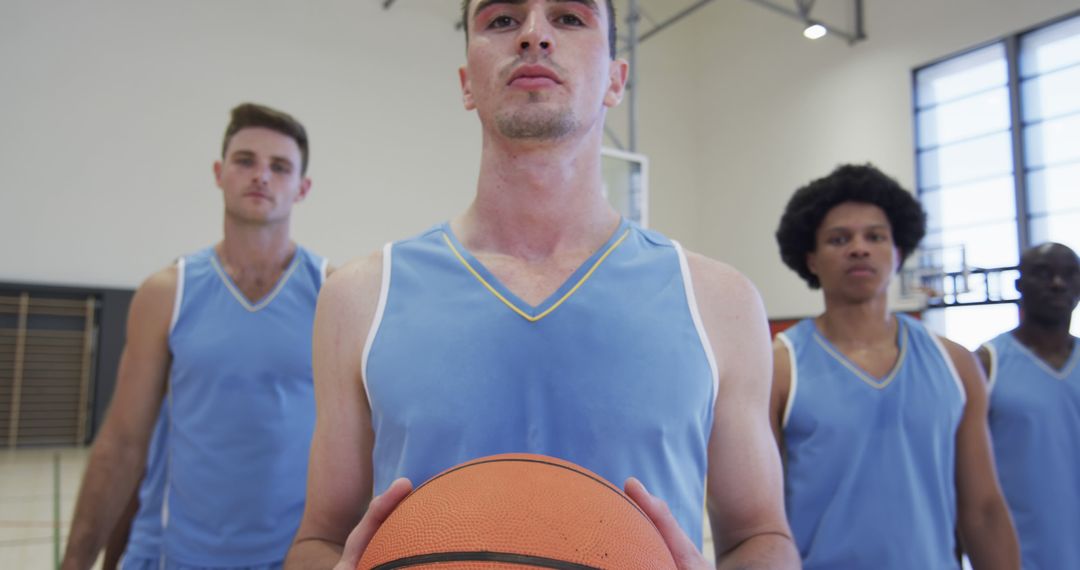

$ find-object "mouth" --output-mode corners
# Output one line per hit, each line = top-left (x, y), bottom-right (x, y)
(508, 65), (563, 89)
(244, 191), (271, 201)
(846, 265), (876, 277)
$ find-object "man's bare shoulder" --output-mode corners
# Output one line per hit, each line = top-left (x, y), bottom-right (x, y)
(131, 265), (178, 314)
(139, 264), (178, 297)
(682, 249), (762, 310)
(933, 334), (988, 390)
(682, 249), (771, 386)
(936, 334), (975, 364)
(318, 250), (384, 312)
(772, 335), (790, 356)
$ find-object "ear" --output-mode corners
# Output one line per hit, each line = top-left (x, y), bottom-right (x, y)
(294, 177), (312, 204)
(459, 66), (476, 111)
(806, 251), (819, 276)
(1015, 275), (1024, 294)
(213, 161), (224, 189)
(603, 58), (629, 108)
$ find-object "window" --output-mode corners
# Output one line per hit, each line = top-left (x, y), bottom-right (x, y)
(913, 12), (1080, 349)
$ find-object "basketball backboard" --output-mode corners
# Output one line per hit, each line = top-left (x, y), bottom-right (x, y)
(601, 147), (649, 227)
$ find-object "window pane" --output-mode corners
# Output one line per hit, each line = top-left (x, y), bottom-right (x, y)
(916, 44), (1007, 108)
(1024, 112), (1080, 168)
(917, 88), (1011, 149)
(1030, 211), (1080, 252)
(1020, 14), (1080, 77)
(922, 176), (1016, 231)
(1021, 64), (1080, 122)
(918, 131), (1014, 189)
(923, 304), (1020, 351)
(1027, 161), (1080, 215)
(924, 222), (1020, 269)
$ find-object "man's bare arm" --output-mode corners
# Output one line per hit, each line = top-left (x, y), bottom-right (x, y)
(101, 489), (140, 570)
(975, 344), (992, 381)
(689, 253), (799, 569)
(61, 268), (174, 570)
(285, 252), (383, 570)
(944, 340), (1019, 569)
(769, 340), (792, 452)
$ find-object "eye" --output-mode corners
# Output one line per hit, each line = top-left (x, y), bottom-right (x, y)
(826, 235), (848, 246)
(271, 163), (292, 174)
(233, 156), (254, 167)
(555, 13), (585, 26)
(487, 15), (516, 29)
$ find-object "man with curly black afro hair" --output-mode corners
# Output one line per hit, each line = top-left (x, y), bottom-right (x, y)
(776, 164), (926, 289)
(769, 164), (1019, 569)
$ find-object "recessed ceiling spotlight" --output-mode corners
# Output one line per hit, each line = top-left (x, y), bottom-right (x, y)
(804, 24), (828, 40)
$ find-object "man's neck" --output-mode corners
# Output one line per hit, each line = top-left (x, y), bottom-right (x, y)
(1013, 319), (1075, 356)
(817, 294), (895, 347)
(457, 131), (618, 260)
(218, 217), (296, 273)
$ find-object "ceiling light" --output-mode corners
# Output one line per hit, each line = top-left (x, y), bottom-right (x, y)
(803, 24), (827, 40)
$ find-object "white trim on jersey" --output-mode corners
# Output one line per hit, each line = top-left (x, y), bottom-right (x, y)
(209, 251), (300, 313)
(1008, 335), (1080, 380)
(672, 240), (720, 409)
(361, 243), (393, 405)
(169, 257), (185, 335)
(928, 332), (967, 404)
(777, 332), (799, 429)
(319, 257), (329, 287)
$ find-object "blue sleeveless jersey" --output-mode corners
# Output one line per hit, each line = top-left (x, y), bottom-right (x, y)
(364, 220), (717, 547)
(777, 314), (965, 569)
(985, 332), (1080, 570)
(121, 404), (167, 562)
(163, 245), (325, 566)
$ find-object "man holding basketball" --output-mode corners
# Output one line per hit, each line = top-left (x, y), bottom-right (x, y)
(285, 1), (797, 568)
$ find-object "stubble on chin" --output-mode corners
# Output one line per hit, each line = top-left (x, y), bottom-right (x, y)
(495, 94), (577, 140)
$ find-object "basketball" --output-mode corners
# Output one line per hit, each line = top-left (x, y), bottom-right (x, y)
(357, 453), (679, 569)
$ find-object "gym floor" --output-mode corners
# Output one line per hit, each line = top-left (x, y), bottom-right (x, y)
(0, 447), (96, 569)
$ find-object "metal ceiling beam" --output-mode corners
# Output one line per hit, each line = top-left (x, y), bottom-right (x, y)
(742, 0), (866, 45)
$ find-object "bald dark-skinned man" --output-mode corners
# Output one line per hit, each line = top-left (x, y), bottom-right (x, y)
(977, 242), (1080, 570)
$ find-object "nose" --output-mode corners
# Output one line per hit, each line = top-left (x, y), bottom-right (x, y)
(848, 237), (870, 258)
(517, 9), (553, 54)
(253, 162), (271, 185)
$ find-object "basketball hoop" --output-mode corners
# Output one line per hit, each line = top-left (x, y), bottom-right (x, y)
(899, 244), (970, 303)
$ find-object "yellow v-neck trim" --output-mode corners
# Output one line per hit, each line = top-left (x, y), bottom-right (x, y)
(210, 252), (300, 313)
(813, 323), (909, 390)
(441, 229), (631, 323)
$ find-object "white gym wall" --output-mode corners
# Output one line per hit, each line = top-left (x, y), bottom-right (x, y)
(1, 0), (1076, 321)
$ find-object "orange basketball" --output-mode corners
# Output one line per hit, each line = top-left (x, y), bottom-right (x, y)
(357, 453), (678, 569)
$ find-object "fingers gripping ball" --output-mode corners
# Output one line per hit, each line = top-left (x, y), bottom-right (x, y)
(357, 453), (678, 569)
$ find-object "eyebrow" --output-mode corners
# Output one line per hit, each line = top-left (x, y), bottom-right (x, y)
(822, 223), (890, 232)
(229, 150), (296, 167)
(471, 0), (599, 22)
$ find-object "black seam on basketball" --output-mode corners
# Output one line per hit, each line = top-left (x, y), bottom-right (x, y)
(409, 457), (652, 523)
(370, 551), (603, 570)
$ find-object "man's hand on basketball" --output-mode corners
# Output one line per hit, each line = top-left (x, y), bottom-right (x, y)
(333, 478), (413, 570)
(625, 478), (712, 570)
